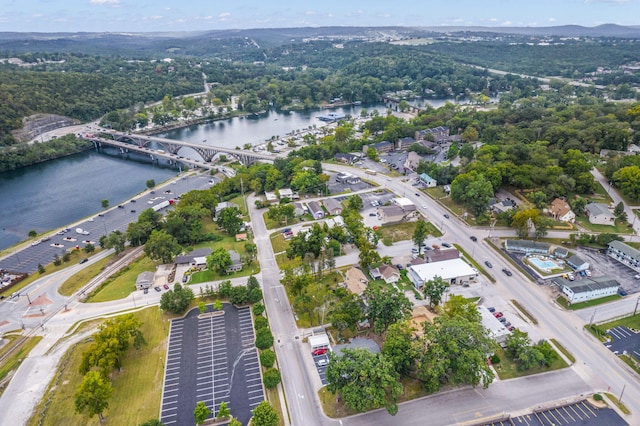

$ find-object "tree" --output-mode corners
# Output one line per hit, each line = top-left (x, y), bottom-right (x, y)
(28, 229), (37, 238)
(364, 286), (412, 335)
(138, 420), (164, 426)
(84, 243), (95, 253)
(208, 247), (232, 275)
(159, 283), (194, 314)
(346, 194), (363, 212)
(101, 199), (109, 209)
(443, 295), (481, 323)
(229, 418), (242, 426)
(412, 219), (429, 254)
(229, 285), (249, 305)
(194, 401), (211, 425)
(74, 371), (112, 422)
(217, 401), (231, 420)
(146, 179), (155, 189)
(326, 349), (402, 415)
(103, 230), (127, 255)
(262, 368), (282, 389)
(383, 321), (417, 376)
(329, 290), (365, 335)
(217, 206), (243, 235)
(251, 401), (279, 426)
(423, 275), (449, 308)
(450, 171), (494, 217)
(260, 349), (276, 368)
(144, 230), (181, 264)
(416, 316), (495, 392)
(248, 287), (263, 304)
(198, 301), (207, 314)
(255, 327), (274, 350)
(511, 208), (539, 239)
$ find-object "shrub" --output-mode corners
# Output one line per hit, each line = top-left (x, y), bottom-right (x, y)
(260, 349), (276, 368)
(490, 354), (501, 364)
(253, 303), (265, 316)
(254, 316), (269, 330)
(255, 327), (274, 350)
(248, 288), (263, 304)
(262, 368), (281, 389)
(593, 393), (603, 401)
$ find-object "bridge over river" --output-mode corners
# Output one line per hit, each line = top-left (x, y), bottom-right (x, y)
(81, 129), (282, 167)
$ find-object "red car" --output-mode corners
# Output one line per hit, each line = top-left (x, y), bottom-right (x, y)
(312, 348), (328, 356)
(493, 312), (504, 318)
(163, 284), (170, 290)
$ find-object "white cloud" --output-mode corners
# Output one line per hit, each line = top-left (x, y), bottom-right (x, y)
(90, 0), (120, 5)
(548, 17), (557, 22)
(219, 12), (231, 18)
(502, 20), (513, 26)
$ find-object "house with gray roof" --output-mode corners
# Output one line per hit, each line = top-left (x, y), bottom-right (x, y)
(504, 240), (550, 254)
(323, 198), (343, 216)
(553, 276), (619, 304)
(226, 250), (243, 273)
(307, 201), (325, 220)
(608, 240), (640, 271)
(585, 203), (615, 225)
(566, 255), (590, 272)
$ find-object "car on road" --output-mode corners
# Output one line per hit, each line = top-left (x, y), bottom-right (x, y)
(131, 209), (136, 213)
(494, 312), (504, 318)
(79, 258), (89, 264)
(118, 205), (124, 209)
(414, 193), (421, 197)
(470, 236), (478, 242)
(130, 199), (136, 203)
(422, 204), (428, 208)
(444, 214), (450, 219)
(502, 268), (512, 276)
(143, 288), (149, 294)
(312, 348), (328, 356)
(154, 286), (162, 292)
(57, 230), (66, 235)
(163, 284), (170, 290)
(369, 213), (376, 217)
(485, 261), (493, 268)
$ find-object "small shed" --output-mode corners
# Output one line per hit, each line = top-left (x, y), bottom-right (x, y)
(309, 334), (330, 350)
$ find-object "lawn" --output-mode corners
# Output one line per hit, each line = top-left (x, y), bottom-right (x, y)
(575, 216), (633, 234)
(555, 294), (621, 310)
(189, 262), (260, 284)
(58, 255), (113, 296)
(86, 256), (159, 303)
(270, 232), (290, 254)
(377, 221), (441, 246)
(492, 346), (569, 380)
(27, 307), (169, 426)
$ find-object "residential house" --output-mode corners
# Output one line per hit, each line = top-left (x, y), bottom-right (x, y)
(363, 141), (394, 155)
(554, 276), (619, 304)
(307, 201), (325, 220)
(608, 240), (640, 271)
(397, 136), (416, 150)
(378, 205), (407, 224)
(378, 264), (400, 284)
(419, 173), (437, 188)
(489, 199), (517, 214)
(293, 202), (307, 217)
(549, 198), (576, 223)
(415, 126), (450, 143)
(585, 203), (615, 225)
(323, 198), (343, 216)
(278, 188), (298, 200)
(345, 267), (369, 296)
(566, 255), (590, 272)
(368, 268), (382, 280)
(226, 250), (243, 273)
(554, 247), (569, 259)
(174, 248), (213, 265)
(135, 271), (154, 290)
(504, 240), (550, 254)
(264, 191), (279, 204)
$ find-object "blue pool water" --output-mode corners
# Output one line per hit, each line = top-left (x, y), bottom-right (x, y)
(529, 257), (557, 270)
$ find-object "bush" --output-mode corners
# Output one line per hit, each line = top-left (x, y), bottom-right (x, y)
(490, 354), (501, 364)
(254, 316), (269, 330)
(248, 287), (263, 304)
(255, 327), (274, 350)
(262, 368), (281, 389)
(260, 349), (276, 368)
(253, 303), (265, 316)
(593, 393), (603, 401)
(230, 285), (249, 305)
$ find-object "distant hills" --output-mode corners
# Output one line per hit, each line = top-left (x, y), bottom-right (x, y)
(1, 24), (640, 57)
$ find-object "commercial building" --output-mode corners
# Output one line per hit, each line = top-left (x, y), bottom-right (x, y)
(135, 271), (155, 290)
(407, 258), (478, 290)
(419, 173), (437, 188)
(566, 255), (590, 272)
(554, 276), (619, 304)
(479, 306), (511, 346)
(392, 197), (416, 212)
(504, 240), (550, 254)
(608, 240), (640, 271)
(335, 171), (361, 184)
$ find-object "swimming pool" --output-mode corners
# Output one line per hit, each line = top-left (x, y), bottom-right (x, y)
(529, 257), (558, 271)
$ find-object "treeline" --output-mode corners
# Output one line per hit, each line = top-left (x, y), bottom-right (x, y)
(0, 134), (92, 172)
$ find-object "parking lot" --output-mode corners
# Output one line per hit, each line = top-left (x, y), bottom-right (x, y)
(486, 400), (626, 426)
(160, 304), (263, 426)
(605, 326), (640, 361)
(312, 351), (330, 385)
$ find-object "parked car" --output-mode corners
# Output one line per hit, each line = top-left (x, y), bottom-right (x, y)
(163, 284), (170, 290)
(369, 213), (376, 217)
(470, 236), (478, 242)
(619, 290), (628, 296)
(498, 317), (507, 323)
(508, 326), (515, 332)
(131, 209), (136, 213)
(143, 288), (149, 294)
(485, 261), (493, 268)
(502, 268), (512, 276)
(396, 264), (404, 270)
(154, 286), (162, 292)
(442, 242), (452, 248)
(312, 348), (328, 356)
(493, 312), (504, 318)
(487, 307), (496, 313)
(504, 322), (512, 327)
(585, 270), (591, 277)
(318, 359), (329, 367)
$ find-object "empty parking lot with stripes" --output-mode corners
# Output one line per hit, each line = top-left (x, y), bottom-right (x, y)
(486, 400), (626, 426)
(160, 304), (264, 425)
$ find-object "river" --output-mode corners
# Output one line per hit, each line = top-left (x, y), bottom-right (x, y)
(0, 100), (458, 251)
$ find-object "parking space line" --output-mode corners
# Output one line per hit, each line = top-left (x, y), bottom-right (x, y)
(579, 400), (596, 417)
(560, 405), (576, 423)
(552, 407), (568, 424)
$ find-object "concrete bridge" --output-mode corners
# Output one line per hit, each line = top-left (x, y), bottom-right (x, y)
(81, 129), (281, 167)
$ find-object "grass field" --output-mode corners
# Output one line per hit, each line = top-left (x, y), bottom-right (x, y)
(86, 256), (159, 303)
(28, 307), (169, 426)
(555, 294), (621, 310)
(493, 346), (569, 380)
(58, 255), (112, 296)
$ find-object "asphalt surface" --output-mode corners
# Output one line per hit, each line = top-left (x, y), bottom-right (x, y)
(605, 326), (640, 361)
(504, 400), (627, 426)
(160, 304), (263, 426)
(0, 172), (215, 275)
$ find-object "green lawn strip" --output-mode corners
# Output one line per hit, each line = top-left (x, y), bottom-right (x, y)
(275, 252), (299, 270)
(0, 336), (43, 397)
(510, 299), (538, 325)
(28, 307), (168, 426)
(0, 248), (103, 298)
(575, 216), (632, 234)
(555, 294), (621, 311)
(604, 392), (631, 415)
(265, 387), (285, 426)
(270, 232), (290, 254)
(619, 354), (640, 375)
(86, 256), (159, 303)
(492, 346), (568, 380)
(594, 313), (640, 330)
(58, 255), (113, 296)
(549, 338), (576, 363)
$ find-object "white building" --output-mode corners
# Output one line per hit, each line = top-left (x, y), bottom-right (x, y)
(554, 276), (619, 304)
(608, 240), (640, 272)
(585, 203), (615, 225)
(392, 197), (416, 212)
(407, 258), (478, 290)
(478, 306), (511, 346)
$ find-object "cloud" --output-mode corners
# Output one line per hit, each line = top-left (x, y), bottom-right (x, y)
(90, 0), (120, 5)
(548, 17), (557, 22)
(502, 20), (513, 26)
(219, 12), (231, 18)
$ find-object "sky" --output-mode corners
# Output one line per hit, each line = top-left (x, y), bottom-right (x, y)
(1, 0), (639, 33)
